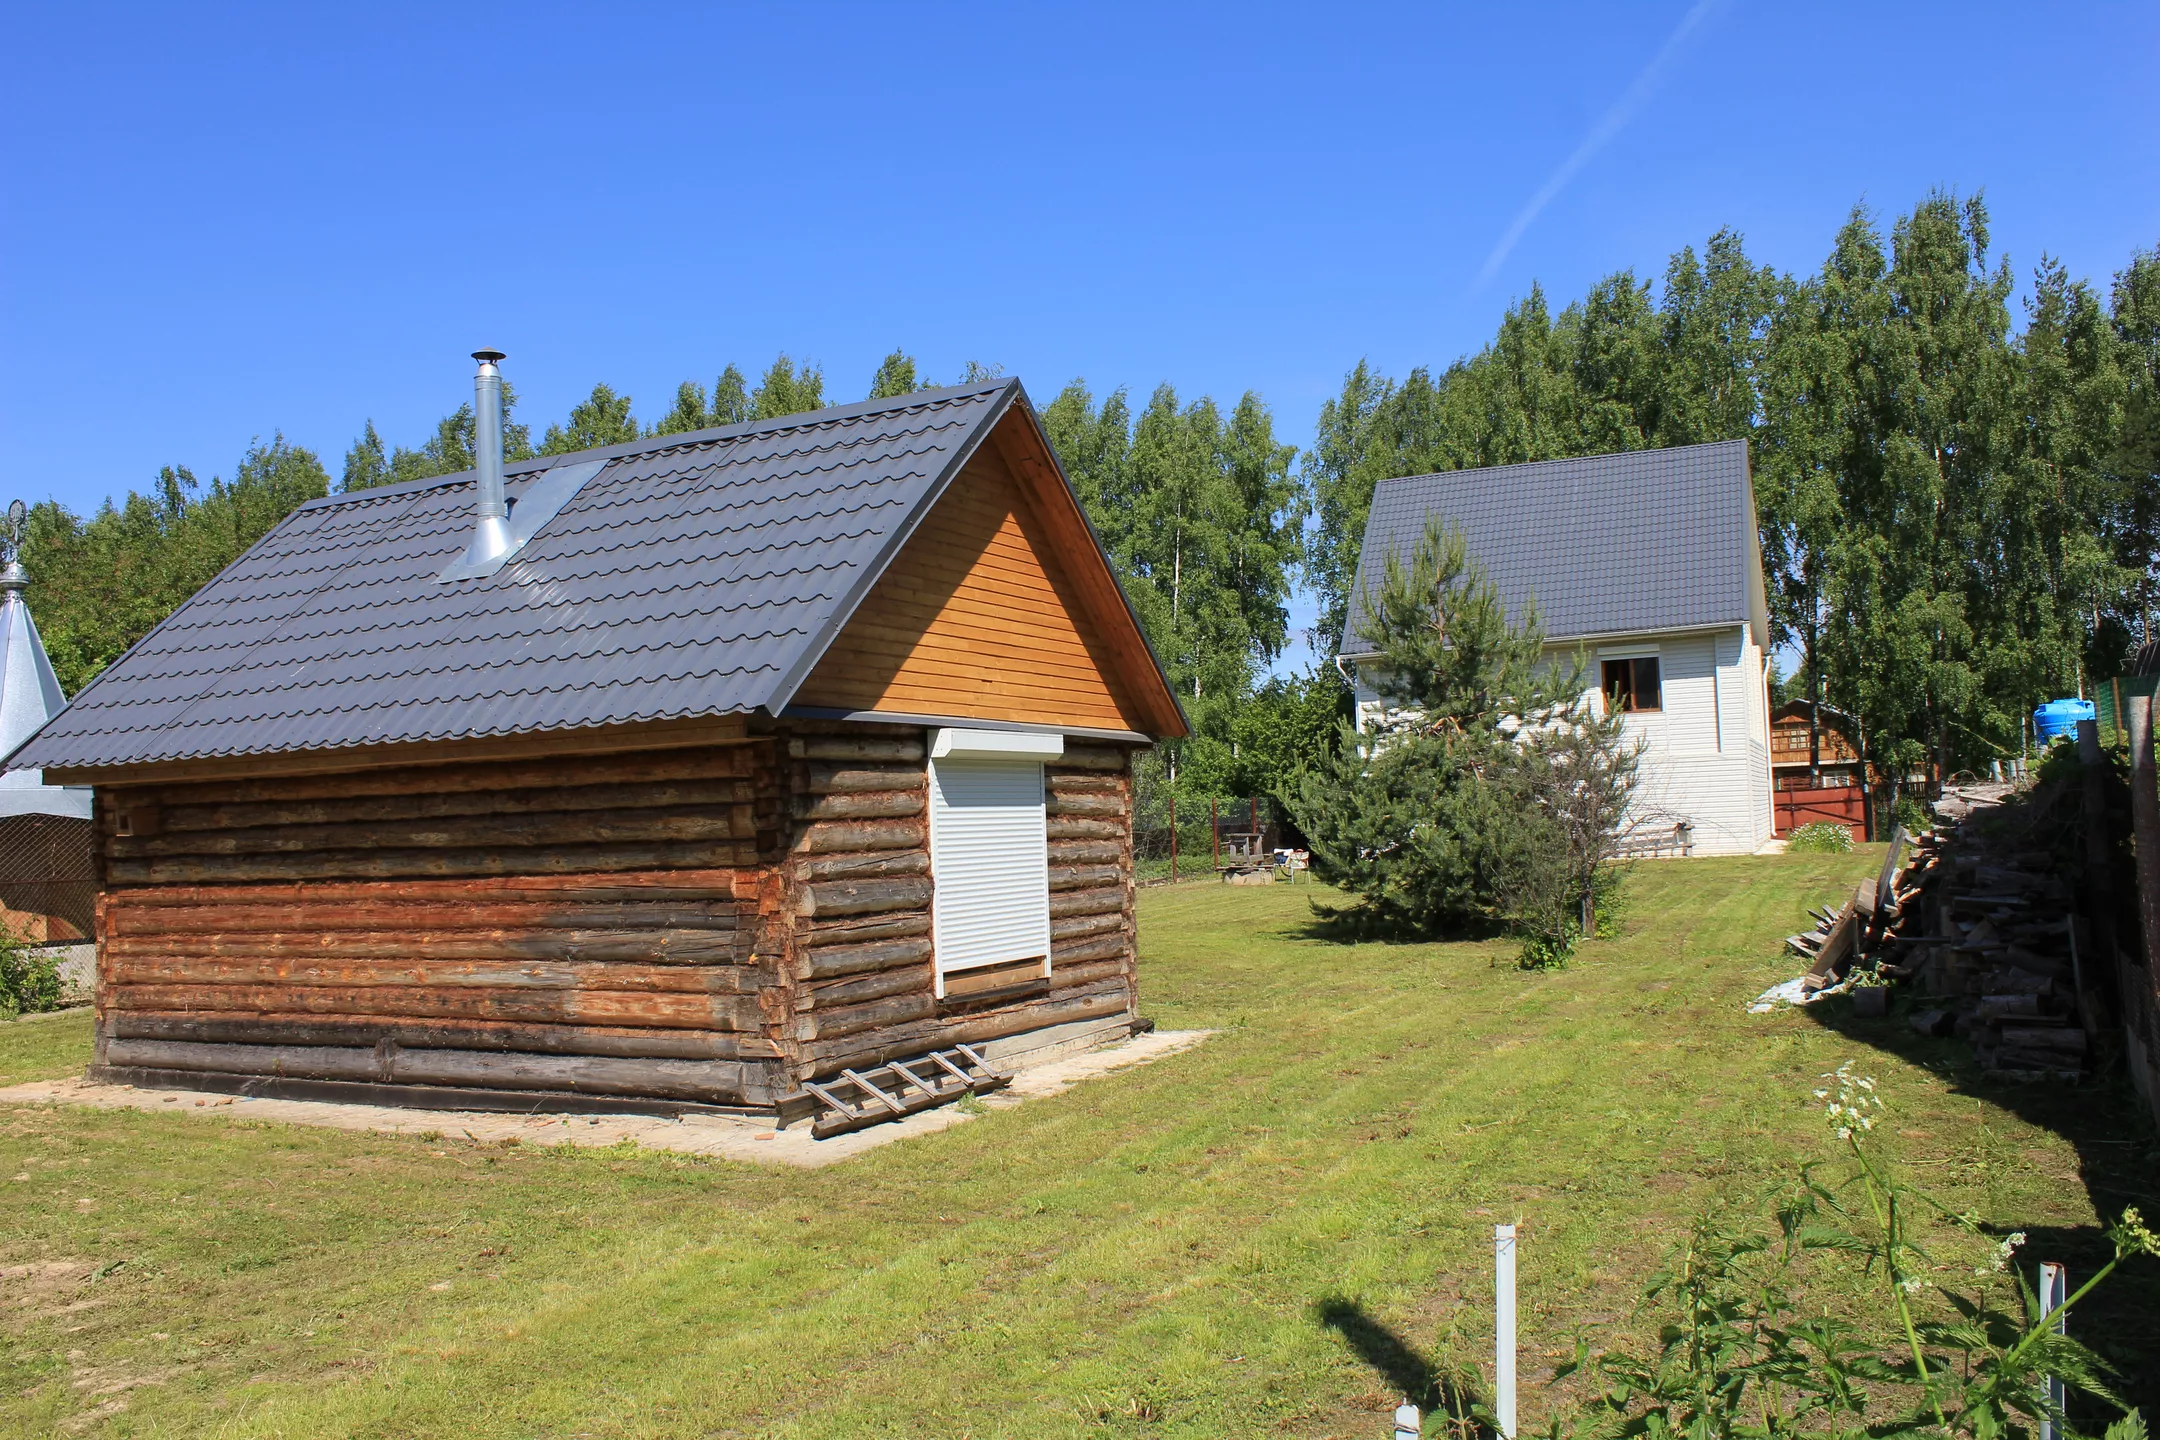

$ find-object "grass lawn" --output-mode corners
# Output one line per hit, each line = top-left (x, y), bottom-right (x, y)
(2, 853), (2153, 1438)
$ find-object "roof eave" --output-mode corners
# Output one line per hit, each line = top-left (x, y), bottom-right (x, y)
(999, 389), (1190, 740)
(1339, 615), (1753, 663)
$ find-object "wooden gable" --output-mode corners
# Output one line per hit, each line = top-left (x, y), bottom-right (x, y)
(794, 418), (1177, 736)
(1769, 702), (1860, 765)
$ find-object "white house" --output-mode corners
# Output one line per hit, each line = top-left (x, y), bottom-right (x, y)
(1339, 439), (1777, 856)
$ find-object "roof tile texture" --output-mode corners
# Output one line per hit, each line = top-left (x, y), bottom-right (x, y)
(13, 384), (1010, 770)
(1341, 439), (1758, 654)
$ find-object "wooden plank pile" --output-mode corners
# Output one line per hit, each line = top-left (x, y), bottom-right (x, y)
(1805, 778), (2093, 1081)
(1784, 825), (1912, 994)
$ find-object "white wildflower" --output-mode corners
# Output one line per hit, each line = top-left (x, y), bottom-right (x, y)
(1899, 1275), (1925, 1295)
(1818, 1062), (1885, 1137)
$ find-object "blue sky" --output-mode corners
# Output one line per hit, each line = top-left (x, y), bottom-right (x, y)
(3, 2), (2155, 668)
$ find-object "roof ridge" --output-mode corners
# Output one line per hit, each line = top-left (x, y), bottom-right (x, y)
(1370, 436), (1746, 490)
(297, 379), (1016, 513)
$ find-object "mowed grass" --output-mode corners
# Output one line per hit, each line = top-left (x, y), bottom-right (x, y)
(0, 854), (2143, 1438)
(0, 1008), (92, 1088)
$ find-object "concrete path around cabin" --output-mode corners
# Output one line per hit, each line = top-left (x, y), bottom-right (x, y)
(0, 1028), (1214, 1168)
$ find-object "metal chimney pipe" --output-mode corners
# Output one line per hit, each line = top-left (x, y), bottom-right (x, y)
(457, 348), (513, 568)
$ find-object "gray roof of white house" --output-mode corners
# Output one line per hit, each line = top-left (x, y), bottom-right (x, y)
(1339, 439), (1770, 657)
(7, 380), (1083, 773)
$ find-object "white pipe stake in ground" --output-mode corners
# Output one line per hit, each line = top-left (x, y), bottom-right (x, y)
(1394, 1401), (1421, 1440)
(1496, 1224), (1518, 1440)
(2038, 1261), (2067, 1440)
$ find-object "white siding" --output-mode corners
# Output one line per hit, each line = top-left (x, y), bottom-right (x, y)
(928, 756), (1051, 995)
(1613, 633), (1718, 755)
(1353, 624), (1778, 856)
(1600, 625), (1773, 854)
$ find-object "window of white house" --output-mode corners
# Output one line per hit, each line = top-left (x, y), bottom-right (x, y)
(1602, 656), (1662, 713)
(926, 728), (1062, 998)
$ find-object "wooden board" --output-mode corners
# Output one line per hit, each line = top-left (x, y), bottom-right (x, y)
(1804, 891), (1863, 982)
(794, 449), (1147, 732)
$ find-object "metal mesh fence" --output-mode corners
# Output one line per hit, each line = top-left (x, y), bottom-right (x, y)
(0, 813), (96, 940)
(1130, 768), (1301, 882)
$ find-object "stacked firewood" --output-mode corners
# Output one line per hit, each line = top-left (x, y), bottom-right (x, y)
(1897, 784), (2089, 1078)
(1788, 778), (2093, 1081)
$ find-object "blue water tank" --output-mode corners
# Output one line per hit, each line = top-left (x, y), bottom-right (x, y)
(2033, 698), (2096, 742)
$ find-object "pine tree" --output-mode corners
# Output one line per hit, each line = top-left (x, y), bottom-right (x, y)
(1289, 517), (1626, 950)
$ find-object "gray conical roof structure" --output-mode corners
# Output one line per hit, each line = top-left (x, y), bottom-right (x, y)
(0, 561), (90, 819)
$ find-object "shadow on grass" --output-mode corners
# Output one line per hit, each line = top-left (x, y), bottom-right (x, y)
(1313, 1295), (1488, 1425)
(1802, 996), (2160, 1420)
(1293, 899), (1507, 949)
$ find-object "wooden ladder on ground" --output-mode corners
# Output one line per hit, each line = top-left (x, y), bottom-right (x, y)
(782, 1044), (1012, 1139)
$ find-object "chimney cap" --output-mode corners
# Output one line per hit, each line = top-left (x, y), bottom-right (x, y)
(472, 348), (507, 365)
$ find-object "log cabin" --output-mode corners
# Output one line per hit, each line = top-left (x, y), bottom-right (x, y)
(3, 361), (1187, 1122)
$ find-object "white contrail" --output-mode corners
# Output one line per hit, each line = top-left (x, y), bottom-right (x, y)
(1474, 0), (1724, 291)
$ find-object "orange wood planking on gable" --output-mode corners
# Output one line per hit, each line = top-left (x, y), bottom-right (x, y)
(795, 452), (1145, 731)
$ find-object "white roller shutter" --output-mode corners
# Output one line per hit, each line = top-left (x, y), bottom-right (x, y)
(927, 730), (1059, 997)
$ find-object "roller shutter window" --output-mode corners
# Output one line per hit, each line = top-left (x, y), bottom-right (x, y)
(927, 753), (1051, 998)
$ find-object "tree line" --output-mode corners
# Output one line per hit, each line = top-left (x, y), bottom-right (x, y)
(1309, 195), (2158, 795)
(14, 191), (2158, 803)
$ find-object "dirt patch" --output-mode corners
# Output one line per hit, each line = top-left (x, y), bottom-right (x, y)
(0, 1029), (1214, 1167)
(1, 1260), (102, 1320)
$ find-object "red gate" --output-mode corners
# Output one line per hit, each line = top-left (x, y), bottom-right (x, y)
(1774, 784), (1866, 841)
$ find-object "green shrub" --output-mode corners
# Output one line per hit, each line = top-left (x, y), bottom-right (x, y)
(1786, 821), (1855, 854)
(1893, 794), (1931, 835)
(2036, 730), (2129, 789)
(1291, 518), (1638, 956)
(0, 935), (65, 1018)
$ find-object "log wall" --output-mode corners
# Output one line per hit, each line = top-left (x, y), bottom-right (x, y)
(87, 724), (1144, 1108)
(768, 731), (1138, 1083)
(92, 742), (791, 1105)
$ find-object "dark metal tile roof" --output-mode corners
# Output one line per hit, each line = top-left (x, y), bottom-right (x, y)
(1340, 439), (1769, 656)
(11, 381), (1018, 771)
